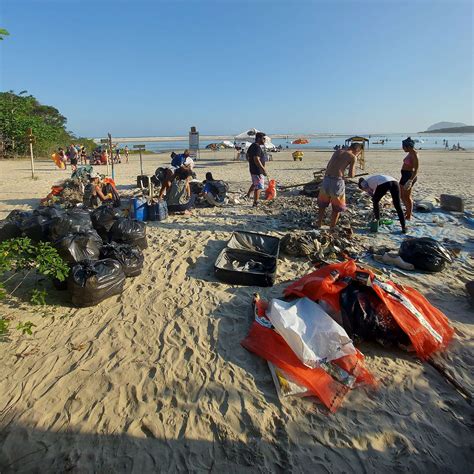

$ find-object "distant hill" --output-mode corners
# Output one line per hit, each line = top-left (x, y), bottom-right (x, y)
(426, 121), (467, 131)
(421, 125), (474, 134)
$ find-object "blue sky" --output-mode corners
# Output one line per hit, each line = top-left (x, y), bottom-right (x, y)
(1, 0), (472, 137)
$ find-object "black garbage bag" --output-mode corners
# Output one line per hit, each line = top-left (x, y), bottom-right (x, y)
(91, 204), (121, 240)
(99, 242), (144, 277)
(340, 281), (410, 346)
(6, 209), (31, 224)
(20, 214), (51, 242)
(54, 229), (103, 264)
(68, 258), (125, 307)
(399, 237), (452, 272)
(36, 206), (65, 220)
(49, 208), (93, 241)
(109, 218), (147, 249)
(0, 220), (22, 242)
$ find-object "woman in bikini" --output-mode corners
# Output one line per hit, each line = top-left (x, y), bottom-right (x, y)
(400, 137), (419, 220)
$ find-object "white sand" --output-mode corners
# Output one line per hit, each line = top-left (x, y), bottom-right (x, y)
(0, 149), (473, 472)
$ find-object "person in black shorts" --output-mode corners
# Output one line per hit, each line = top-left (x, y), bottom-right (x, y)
(359, 174), (407, 233)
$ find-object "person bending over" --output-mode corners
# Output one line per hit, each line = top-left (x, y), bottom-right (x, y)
(166, 168), (195, 214)
(358, 175), (407, 233)
(316, 143), (361, 230)
(159, 149), (194, 199)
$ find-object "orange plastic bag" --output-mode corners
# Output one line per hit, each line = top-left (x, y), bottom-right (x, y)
(241, 298), (375, 412)
(284, 260), (453, 359)
(265, 179), (276, 200)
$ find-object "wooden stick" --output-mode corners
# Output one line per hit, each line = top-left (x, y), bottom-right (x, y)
(278, 172), (369, 190)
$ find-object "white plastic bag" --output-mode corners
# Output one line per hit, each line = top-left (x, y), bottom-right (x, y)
(267, 297), (356, 368)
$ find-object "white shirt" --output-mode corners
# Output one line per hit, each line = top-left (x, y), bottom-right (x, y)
(365, 174), (396, 193)
(184, 157), (194, 169)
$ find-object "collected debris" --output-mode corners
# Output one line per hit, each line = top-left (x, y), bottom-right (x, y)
(280, 228), (364, 263)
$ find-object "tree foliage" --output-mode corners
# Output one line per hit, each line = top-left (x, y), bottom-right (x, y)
(0, 28), (9, 40)
(0, 91), (96, 158)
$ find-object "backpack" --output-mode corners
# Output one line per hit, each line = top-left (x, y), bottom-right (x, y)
(209, 180), (229, 201)
(103, 183), (121, 208)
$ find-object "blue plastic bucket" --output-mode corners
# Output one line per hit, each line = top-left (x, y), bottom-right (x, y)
(131, 197), (148, 222)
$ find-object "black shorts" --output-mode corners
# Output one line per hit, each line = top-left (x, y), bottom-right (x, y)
(400, 170), (417, 186)
(70, 158), (78, 166)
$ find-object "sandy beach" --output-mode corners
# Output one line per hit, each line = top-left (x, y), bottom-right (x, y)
(0, 149), (473, 472)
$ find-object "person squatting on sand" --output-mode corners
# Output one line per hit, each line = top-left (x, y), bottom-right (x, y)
(166, 167), (195, 214)
(158, 149), (194, 199)
(315, 143), (361, 230)
(83, 172), (113, 208)
(202, 172), (228, 207)
(358, 175), (407, 233)
(400, 137), (419, 220)
(246, 132), (267, 207)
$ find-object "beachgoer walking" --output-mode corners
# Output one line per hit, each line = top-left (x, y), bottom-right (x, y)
(358, 175), (407, 233)
(115, 147), (121, 163)
(67, 144), (78, 171)
(124, 145), (129, 163)
(400, 137), (419, 221)
(246, 132), (267, 207)
(315, 143), (361, 230)
(57, 147), (67, 169)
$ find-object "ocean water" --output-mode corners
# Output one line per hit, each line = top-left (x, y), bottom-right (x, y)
(116, 133), (474, 153)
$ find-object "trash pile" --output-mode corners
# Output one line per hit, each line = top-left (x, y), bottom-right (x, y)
(0, 204), (147, 307)
(261, 180), (374, 231)
(40, 166), (120, 210)
(241, 259), (454, 412)
(280, 228), (366, 263)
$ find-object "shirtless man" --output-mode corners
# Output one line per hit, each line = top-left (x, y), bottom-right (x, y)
(316, 143), (361, 230)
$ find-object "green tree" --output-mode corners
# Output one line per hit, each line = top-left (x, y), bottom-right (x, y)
(0, 91), (96, 158)
(0, 28), (9, 40)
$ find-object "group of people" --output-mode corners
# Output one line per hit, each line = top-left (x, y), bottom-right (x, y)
(156, 150), (228, 214)
(90, 146), (129, 166)
(315, 137), (419, 233)
(57, 144), (130, 170)
(56, 144), (88, 171)
(82, 133), (420, 230)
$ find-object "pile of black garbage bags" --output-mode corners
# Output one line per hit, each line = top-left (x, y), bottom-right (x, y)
(0, 204), (147, 307)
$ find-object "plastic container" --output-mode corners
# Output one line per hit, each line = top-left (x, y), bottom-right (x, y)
(148, 200), (168, 221)
(130, 197), (148, 222)
(369, 220), (379, 233)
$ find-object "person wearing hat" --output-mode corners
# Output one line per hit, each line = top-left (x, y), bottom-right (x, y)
(245, 132), (267, 206)
(83, 172), (112, 208)
(358, 175), (407, 233)
(400, 137), (419, 220)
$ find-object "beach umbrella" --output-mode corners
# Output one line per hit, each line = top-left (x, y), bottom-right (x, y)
(292, 138), (310, 145)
